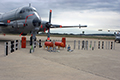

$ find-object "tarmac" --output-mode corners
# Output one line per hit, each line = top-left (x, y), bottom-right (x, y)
(0, 35), (120, 80)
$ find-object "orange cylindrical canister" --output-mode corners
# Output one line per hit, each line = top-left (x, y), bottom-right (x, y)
(62, 37), (66, 47)
(44, 42), (53, 47)
(55, 42), (64, 47)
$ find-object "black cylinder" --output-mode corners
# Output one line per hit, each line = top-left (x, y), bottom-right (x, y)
(98, 41), (100, 49)
(102, 41), (104, 49)
(39, 39), (42, 48)
(16, 40), (18, 50)
(6, 42), (8, 55)
(34, 38), (36, 48)
(11, 41), (14, 53)
(111, 42), (113, 49)
(82, 40), (85, 49)
(30, 36), (32, 46)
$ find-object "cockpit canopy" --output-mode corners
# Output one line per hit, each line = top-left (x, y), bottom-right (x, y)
(19, 7), (37, 14)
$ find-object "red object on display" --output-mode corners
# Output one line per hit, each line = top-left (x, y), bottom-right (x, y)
(62, 37), (66, 47)
(55, 42), (64, 47)
(21, 37), (26, 48)
(44, 42), (53, 47)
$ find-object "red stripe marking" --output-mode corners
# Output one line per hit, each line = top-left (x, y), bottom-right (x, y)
(60, 25), (62, 28)
(19, 32), (23, 36)
(50, 10), (52, 13)
(41, 25), (43, 28)
(25, 14), (34, 23)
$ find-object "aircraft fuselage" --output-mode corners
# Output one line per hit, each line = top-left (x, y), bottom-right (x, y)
(0, 6), (42, 35)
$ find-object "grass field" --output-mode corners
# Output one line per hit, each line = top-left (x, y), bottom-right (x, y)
(36, 34), (115, 40)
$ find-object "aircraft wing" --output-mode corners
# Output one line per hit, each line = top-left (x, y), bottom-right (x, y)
(0, 22), (8, 27)
(51, 24), (87, 28)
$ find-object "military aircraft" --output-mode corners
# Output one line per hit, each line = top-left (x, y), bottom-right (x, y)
(0, 4), (87, 42)
(98, 29), (120, 43)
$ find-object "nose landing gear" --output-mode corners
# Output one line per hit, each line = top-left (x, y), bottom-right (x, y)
(30, 35), (37, 46)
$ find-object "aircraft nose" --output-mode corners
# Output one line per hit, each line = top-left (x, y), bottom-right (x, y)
(32, 17), (41, 27)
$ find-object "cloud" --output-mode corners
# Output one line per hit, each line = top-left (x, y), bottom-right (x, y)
(46, 0), (120, 12)
(51, 10), (120, 29)
(0, 0), (119, 13)
(0, 0), (120, 32)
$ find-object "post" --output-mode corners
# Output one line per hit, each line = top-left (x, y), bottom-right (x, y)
(89, 41), (92, 49)
(78, 40), (80, 49)
(34, 38), (36, 48)
(5, 42), (8, 56)
(106, 41), (107, 49)
(94, 41), (96, 50)
(39, 39), (42, 48)
(33, 40), (35, 52)
(74, 40), (76, 49)
(111, 42), (113, 49)
(108, 41), (110, 49)
(8, 41), (11, 54)
(86, 41), (88, 50)
(16, 40), (18, 50)
(81, 40), (85, 50)
(90, 41), (93, 50)
(18, 40), (21, 50)
(98, 41), (100, 49)
(114, 41), (115, 50)
(102, 41), (104, 49)
(14, 40), (16, 51)
(11, 41), (14, 53)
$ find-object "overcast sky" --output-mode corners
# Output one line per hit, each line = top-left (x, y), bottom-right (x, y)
(0, 0), (120, 33)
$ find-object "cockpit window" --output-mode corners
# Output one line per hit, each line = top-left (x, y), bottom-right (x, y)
(19, 8), (37, 14)
(26, 9), (30, 12)
(19, 10), (25, 13)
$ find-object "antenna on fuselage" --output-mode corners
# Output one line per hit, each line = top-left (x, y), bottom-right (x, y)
(29, 3), (31, 7)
